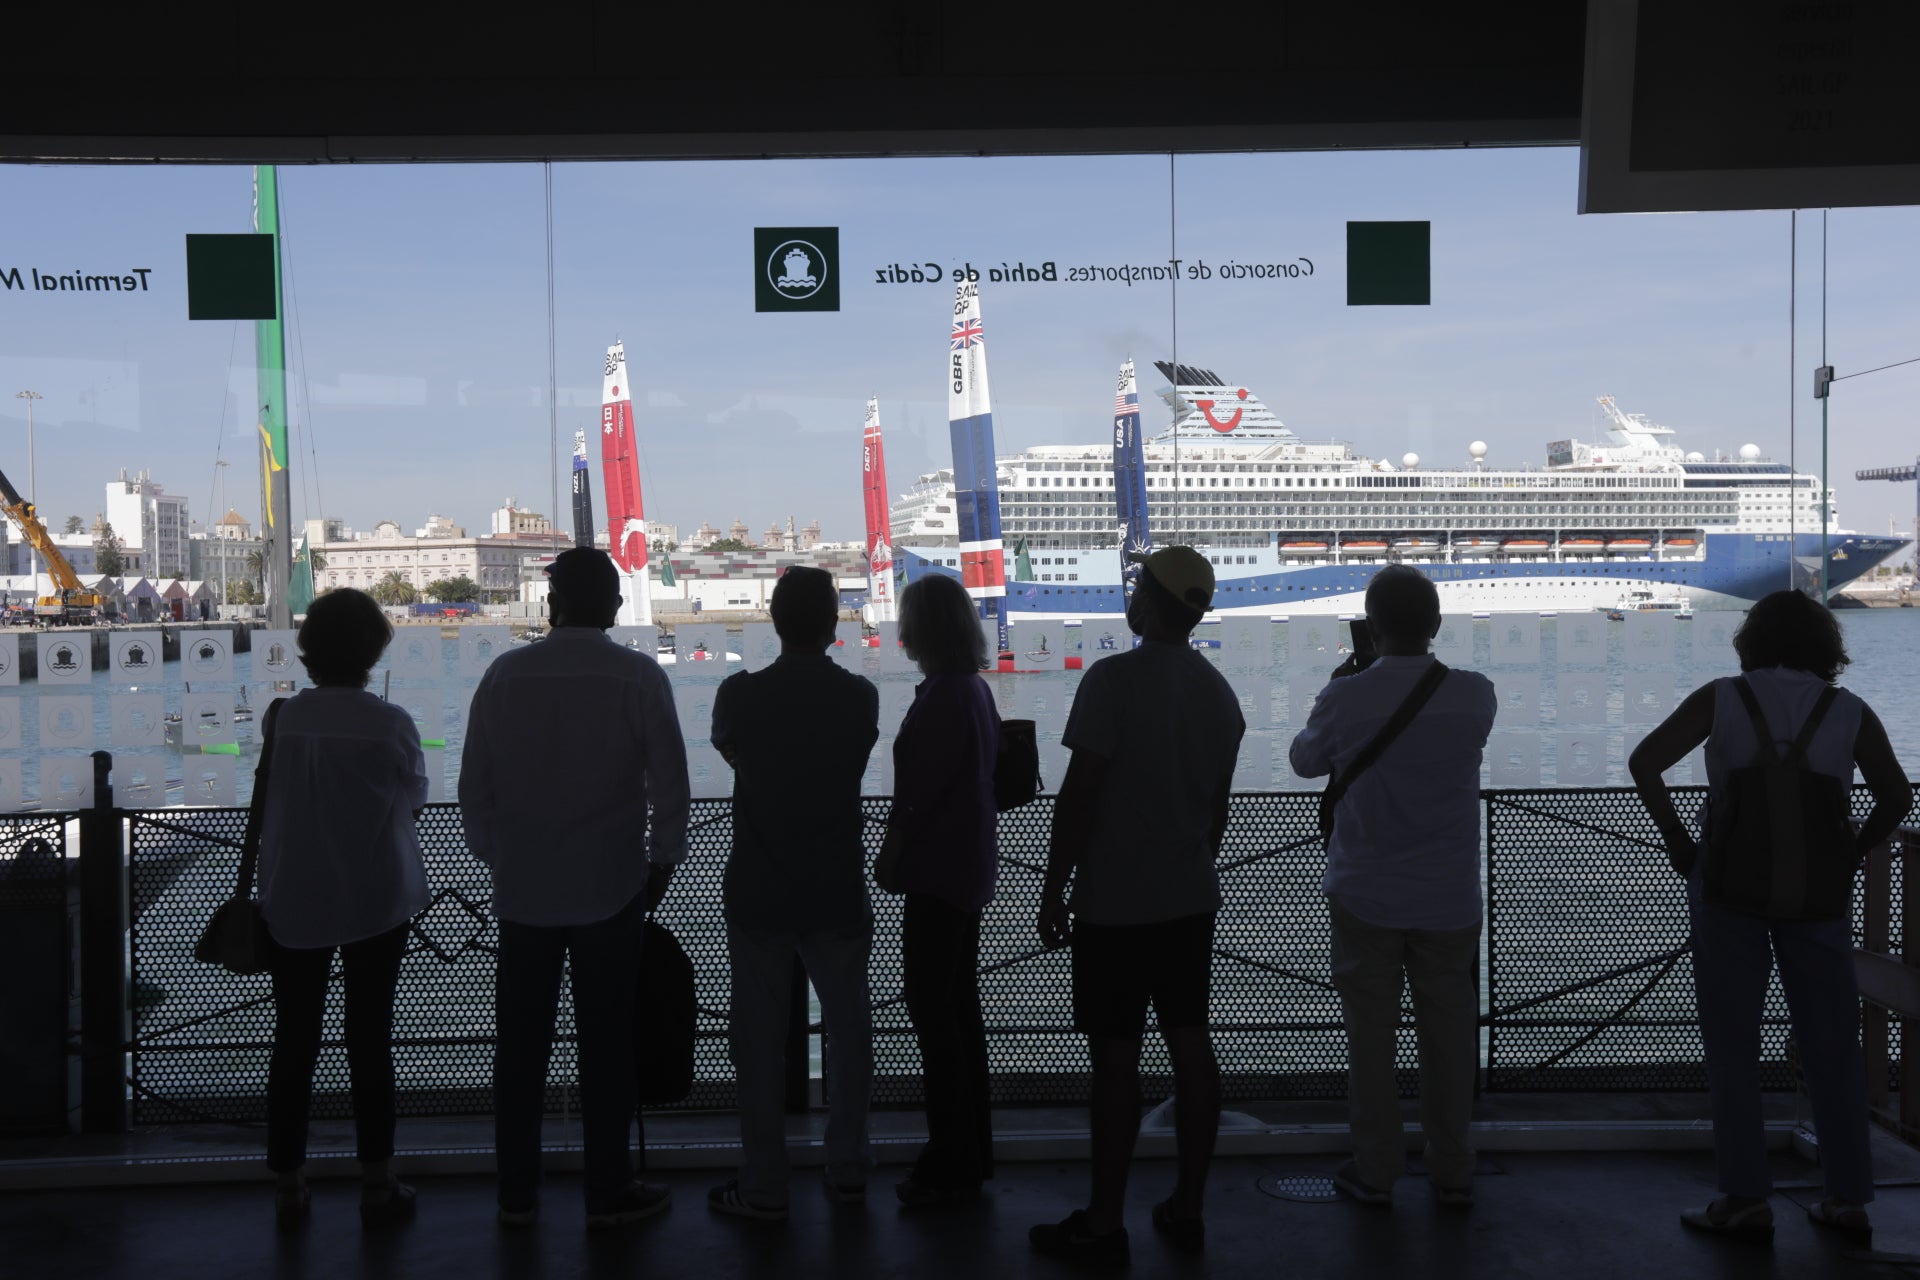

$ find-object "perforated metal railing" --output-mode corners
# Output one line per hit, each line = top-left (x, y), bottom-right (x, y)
(119, 787), (1914, 1123)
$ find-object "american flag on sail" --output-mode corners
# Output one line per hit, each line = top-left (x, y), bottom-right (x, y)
(951, 318), (983, 350)
(1113, 391), (1138, 415)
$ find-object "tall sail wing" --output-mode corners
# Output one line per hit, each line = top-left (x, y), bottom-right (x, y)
(1112, 358), (1151, 600)
(599, 341), (652, 626)
(862, 398), (897, 623)
(946, 282), (1007, 651)
(570, 429), (596, 551)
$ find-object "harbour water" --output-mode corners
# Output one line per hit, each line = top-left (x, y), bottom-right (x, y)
(1, 607), (1914, 811)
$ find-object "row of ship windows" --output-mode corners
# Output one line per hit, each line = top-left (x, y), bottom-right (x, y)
(1022, 464), (1688, 488)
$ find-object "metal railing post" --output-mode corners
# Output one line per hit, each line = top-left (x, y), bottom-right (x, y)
(77, 749), (126, 1133)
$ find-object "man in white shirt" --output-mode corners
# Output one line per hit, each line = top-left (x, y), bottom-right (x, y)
(1289, 565), (1495, 1208)
(460, 548), (690, 1230)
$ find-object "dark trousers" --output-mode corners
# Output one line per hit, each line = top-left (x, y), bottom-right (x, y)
(266, 921), (410, 1173)
(494, 892), (645, 1214)
(903, 893), (993, 1187)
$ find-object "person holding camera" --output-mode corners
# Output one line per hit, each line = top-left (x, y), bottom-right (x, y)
(1289, 565), (1495, 1209)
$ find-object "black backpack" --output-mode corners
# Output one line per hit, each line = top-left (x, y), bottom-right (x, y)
(1700, 678), (1857, 921)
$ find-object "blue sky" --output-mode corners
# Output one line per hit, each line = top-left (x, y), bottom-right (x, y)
(0, 149), (1914, 547)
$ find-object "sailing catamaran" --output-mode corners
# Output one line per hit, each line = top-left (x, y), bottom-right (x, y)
(947, 281), (1007, 650)
(570, 428), (596, 550)
(598, 340), (653, 626)
(862, 397), (897, 624)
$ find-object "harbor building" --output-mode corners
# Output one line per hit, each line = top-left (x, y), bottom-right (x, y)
(103, 469), (191, 582)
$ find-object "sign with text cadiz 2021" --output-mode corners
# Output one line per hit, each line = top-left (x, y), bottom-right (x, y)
(754, 228), (839, 313)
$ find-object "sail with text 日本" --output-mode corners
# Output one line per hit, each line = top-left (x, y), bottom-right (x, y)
(946, 280), (1007, 651)
(861, 397), (897, 623)
(599, 341), (652, 626)
(1112, 358), (1152, 601)
(570, 428), (596, 551)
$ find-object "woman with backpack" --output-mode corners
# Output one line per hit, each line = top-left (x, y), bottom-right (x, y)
(1630, 590), (1911, 1246)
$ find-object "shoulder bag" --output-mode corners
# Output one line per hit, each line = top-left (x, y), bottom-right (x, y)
(1317, 661), (1449, 845)
(193, 698), (285, 975)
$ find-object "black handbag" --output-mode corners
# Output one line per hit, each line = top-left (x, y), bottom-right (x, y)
(993, 717), (1043, 812)
(192, 699), (285, 975)
(634, 915), (697, 1106)
(1318, 662), (1448, 844)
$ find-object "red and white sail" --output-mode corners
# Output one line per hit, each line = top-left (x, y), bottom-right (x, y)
(862, 397), (897, 623)
(599, 340), (652, 626)
(947, 281), (1006, 648)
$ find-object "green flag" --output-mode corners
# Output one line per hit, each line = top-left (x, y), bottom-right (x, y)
(1013, 537), (1034, 582)
(289, 532), (315, 617)
(659, 555), (676, 588)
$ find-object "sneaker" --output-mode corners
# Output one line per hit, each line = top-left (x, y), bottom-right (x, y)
(707, 1179), (788, 1223)
(360, 1178), (418, 1228)
(822, 1168), (867, 1206)
(497, 1203), (538, 1229)
(1679, 1196), (1773, 1245)
(1433, 1182), (1475, 1209)
(585, 1181), (673, 1231)
(894, 1175), (982, 1207)
(1151, 1199), (1204, 1254)
(1029, 1210), (1129, 1264)
(1331, 1161), (1392, 1207)
(1807, 1198), (1871, 1244)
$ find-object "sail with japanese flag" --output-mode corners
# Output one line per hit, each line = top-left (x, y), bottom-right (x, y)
(946, 281), (1007, 652)
(599, 340), (652, 626)
(861, 397), (897, 623)
(1112, 358), (1152, 601)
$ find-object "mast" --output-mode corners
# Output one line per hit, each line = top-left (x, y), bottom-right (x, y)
(599, 341), (652, 625)
(570, 428), (597, 550)
(946, 280), (1007, 652)
(252, 165), (294, 628)
(862, 397), (897, 623)
(1112, 358), (1151, 601)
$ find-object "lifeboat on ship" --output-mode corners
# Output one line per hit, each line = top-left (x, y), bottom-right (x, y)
(1280, 541), (1329, 555)
(1664, 536), (1699, 549)
(1391, 537), (1440, 550)
(1501, 538), (1551, 553)
(1343, 539), (1391, 552)
(1562, 537), (1605, 550)
(1455, 536), (1499, 551)
(1607, 537), (1654, 552)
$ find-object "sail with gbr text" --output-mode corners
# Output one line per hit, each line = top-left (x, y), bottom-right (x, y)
(946, 281), (1007, 651)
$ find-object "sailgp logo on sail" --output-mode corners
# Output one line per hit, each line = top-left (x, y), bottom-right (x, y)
(754, 227), (840, 313)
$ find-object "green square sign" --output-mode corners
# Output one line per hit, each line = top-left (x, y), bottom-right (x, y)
(1346, 221), (1430, 306)
(185, 233), (277, 320)
(754, 228), (839, 313)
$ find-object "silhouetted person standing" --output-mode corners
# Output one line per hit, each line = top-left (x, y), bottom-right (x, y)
(460, 548), (690, 1230)
(1032, 547), (1243, 1262)
(1290, 565), (1494, 1209)
(891, 573), (1001, 1206)
(1632, 590), (1911, 1245)
(259, 588), (429, 1229)
(706, 567), (879, 1220)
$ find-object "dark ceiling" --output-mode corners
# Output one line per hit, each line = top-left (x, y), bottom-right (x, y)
(2, 3), (1587, 163)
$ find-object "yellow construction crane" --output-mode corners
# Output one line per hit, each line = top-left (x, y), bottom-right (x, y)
(0, 465), (108, 624)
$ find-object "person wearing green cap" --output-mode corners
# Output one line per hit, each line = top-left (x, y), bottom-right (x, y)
(1031, 545), (1244, 1263)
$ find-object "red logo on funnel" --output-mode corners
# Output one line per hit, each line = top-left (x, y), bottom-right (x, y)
(1197, 400), (1242, 433)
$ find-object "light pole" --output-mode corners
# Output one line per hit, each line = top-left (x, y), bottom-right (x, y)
(14, 391), (41, 604)
(214, 459), (230, 611)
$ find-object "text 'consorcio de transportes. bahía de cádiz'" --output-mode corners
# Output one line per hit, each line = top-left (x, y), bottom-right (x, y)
(872, 259), (1315, 286)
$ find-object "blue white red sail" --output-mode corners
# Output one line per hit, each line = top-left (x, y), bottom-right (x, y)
(1111, 358), (1151, 600)
(862, 397), (897, 623)
(599, 340), (652, 626)
(570, 428), (596, 551)
(946, 281), (1007, 650)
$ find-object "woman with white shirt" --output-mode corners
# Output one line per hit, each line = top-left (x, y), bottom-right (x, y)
(1632, 590), (1911, 1247)
(257, 588), (431, 1229)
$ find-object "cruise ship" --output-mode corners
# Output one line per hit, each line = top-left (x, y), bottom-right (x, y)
(892, 361), (1909, 618)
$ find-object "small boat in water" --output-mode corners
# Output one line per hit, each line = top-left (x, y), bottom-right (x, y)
(1604, 587), (1693, 620)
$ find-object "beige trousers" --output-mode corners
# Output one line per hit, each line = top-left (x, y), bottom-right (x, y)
(1328, 897), (1481, 1190)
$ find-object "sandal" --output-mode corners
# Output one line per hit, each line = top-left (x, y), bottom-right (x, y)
(1807, 1199), (1872, 1243)
(1680, 1196), (1773, 1244)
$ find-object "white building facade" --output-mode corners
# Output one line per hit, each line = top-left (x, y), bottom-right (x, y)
(104, 469), (191, 580)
